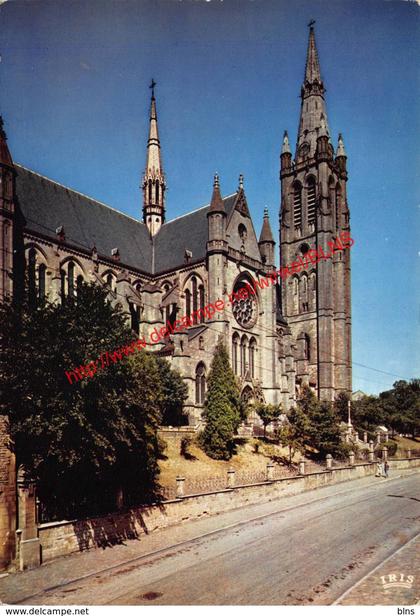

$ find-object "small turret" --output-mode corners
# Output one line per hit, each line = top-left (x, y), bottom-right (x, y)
(280, 131), (292, 175)
(336, 133), (347, 174)
(207, 173), (227, 246)
(258, 207), (275, 267)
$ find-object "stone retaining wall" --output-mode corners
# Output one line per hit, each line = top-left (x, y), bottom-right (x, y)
(37, 457), (420, 564)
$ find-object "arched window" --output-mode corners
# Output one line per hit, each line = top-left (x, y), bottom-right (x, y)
(293, 183), (302, 227)
(185, 288), (191, 318)
(148, 179), (152, 203)
(232, 332), (239, 375)
(335, 185), (341, 231)
(310, 271), (316, 309)
(293, 276), (299, 313)
(277, 329), (284, 359)
(28, 248), (36, 304)
(199, 335), (204, 350)
(192, 276), (198, 324)
(240, 335), (248, 377)
(155, 181), (159, 203)
(38, 263), (46, 300)
(304, 334), (311, 361)
(129, 301), (140, 334)
(60, 268), (66, 302)
(184, 274), (204, 325)
(249, 338), (257, 379)
(307, 178), (316, 226)
(300, 274), (308, 313)
(199, 284), (205, 323)
(195, 363), (206, 405)
(68, 262), (75, 298)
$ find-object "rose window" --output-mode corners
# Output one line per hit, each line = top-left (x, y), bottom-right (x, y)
(232, 283), (257, 328)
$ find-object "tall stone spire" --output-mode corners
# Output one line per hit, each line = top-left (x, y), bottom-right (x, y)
(142, 79), (166, 236)
(296, 23), (330, 158)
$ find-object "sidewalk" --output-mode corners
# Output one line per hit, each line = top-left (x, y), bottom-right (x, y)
(336, 533), (419, 605)
(0, 469), (418, 605)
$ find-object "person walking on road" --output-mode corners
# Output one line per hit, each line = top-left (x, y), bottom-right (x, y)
(384, 461), (389, 478)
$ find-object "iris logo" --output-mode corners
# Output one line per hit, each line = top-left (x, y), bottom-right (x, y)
(380, 572), (414, 590)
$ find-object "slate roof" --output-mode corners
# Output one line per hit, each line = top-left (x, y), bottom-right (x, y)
(14, 164), (237, 275)
(154, 194), (237, 273)
(15, 165), (153, 272)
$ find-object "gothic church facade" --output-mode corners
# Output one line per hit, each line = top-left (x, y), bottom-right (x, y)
(0, 26), (352, 425)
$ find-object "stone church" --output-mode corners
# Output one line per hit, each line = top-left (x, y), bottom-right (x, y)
(0, 25), (352, 426)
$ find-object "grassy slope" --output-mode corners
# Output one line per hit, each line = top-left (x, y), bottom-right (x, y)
(158, 437), (295, 488)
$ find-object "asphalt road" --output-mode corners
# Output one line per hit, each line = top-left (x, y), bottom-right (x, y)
(16, 470), (419, 605)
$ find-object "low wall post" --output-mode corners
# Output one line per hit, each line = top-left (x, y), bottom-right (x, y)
(407, 449), (412, 459)
(299, 460), (305, 475)
(17, 466), (40, 570)
(176, 476), (185, 498)
(326, 454), (332, 470)
(363, 431), (368, 444)
(266, 463), (274, 481)
(227, 468), (235, 488)
(376, 432), (381, 446)
(348, 451), (355, 466)
(369, 440), (374, 452)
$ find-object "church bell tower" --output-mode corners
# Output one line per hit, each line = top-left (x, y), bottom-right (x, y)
(279, 23), (352, 401)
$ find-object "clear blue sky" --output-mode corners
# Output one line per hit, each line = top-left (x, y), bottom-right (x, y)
(0, 0), (418, 394)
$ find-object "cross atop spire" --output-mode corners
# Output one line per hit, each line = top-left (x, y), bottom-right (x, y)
(149, 78), (156, 98)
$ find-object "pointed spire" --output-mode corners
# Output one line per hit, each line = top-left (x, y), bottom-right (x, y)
(281, 131), (291, 155)
(0, 117), (13, 168)
(142, 80), (166, 235)
(296, 23), (330, 158)
(304, 22), (322, 84)
(238, 173), (244, 191)
(145, 79), (163, 178)
(336, 133), (347, 157)
(259, 207), (275, 244)
(209, 173), (225, 213)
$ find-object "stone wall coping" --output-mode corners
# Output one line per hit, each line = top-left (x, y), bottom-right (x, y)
(39, 519), (78, 530)
(38, 458), (420, 532)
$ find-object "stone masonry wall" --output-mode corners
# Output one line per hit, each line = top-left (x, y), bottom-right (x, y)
(38, 457), (420, 564)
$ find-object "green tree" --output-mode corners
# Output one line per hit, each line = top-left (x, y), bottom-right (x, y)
(308, 400), (342, 457)
(0, 283), (163, 518)
(199, 340), (241, 460)
(156, 358), (188, 426)
(334, 391), (350, 423)
(295, 386), (342, 458)
(277, 405), (310, 463)
(352, 395), (383, 431)
(255, 402), (281, 438)
(297, 384), (319, 416)
(379, 380), (420, 438)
